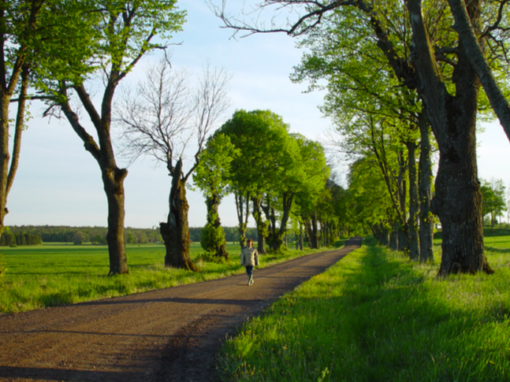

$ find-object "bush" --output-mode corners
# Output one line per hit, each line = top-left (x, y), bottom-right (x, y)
(200, 221), (226, 253)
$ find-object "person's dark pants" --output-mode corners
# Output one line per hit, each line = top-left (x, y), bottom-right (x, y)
(245, 266), (253, 276)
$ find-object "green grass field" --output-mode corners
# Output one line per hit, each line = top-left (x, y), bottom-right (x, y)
(0, 242), (326, 314)
(218, 234), (510, 381)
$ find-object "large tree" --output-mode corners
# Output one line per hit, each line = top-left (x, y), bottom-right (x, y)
(218, 109), (292, 252)
(216, 0), (492, 275)
(446, 0), (510, 141)
(262, 134), (329, 252)
(0, 1), (90, 238)
(40, 0), (185, 275)
(118, 61), (230, 271)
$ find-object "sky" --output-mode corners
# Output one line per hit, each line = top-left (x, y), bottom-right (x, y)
(5, 0), (510, 229)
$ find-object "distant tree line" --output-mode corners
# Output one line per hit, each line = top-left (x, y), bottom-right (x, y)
(3, 226), (162, 246)
(0, 228), (41, 246)
(0, 225), (278, 246)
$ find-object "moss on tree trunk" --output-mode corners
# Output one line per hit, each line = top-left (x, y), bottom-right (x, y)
(161, 165), (198, 272)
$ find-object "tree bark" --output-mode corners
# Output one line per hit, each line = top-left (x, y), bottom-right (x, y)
(397, 150), (409, 253)
(390, 220), (399, 251)
(251, 195), (267, 254)
(161, 159), (198, 271)
(234, 191), (250, 249)
(262, 192), (294, 252)
(311, 211), (319, 249)
(447, 0), (510, 143)
(103, 167), (129, 275)
(405, 141), (420, 260)
(205, 192), (229, 260)
(299, 221), (304, 250)
(59, 81), (129, 275)
(418, 111), (434, 262)
(407, 0), (492, 275)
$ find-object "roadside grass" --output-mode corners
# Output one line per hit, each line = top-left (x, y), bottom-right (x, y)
(218, 236), (510, 382)
(0, 242), (324, 314)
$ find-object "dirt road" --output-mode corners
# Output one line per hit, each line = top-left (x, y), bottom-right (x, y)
(0, 239), (361, 382)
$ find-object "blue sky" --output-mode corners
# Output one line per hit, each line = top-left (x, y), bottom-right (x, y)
(4, 0), (510, 229)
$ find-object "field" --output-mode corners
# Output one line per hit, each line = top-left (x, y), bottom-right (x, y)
(218, 233), (510, 382)
(0, 242), (329, 314)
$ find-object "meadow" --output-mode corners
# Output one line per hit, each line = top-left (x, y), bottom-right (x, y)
(0, 242), (329, 314)
(218, 232), (510, 382)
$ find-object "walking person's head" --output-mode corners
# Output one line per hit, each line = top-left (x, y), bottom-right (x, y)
(247, 239), (253, 248)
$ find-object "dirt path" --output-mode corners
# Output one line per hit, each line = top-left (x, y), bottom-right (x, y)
(0, 239), (361, 382)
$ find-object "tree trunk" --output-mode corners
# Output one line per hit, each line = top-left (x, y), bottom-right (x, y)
(205, 192), (229, 260)
(372, 223), (389, 246)
(397, 149), (410, 253)
(161, 161), (198, 271)
(406, 141), (420, 260)
(58, 81), (130, 276)
(234, 191), (250, 249)
(299, 221), (304, 250)
(418, 111), (434, 262)
(262, 192), (294, 252)
(303, 217), (313, 248)
(311, 211), (319, 249)
(103, 168), (129, 275)
(397, 226), (409, 252)
(407, 0), (492, 275)
(251, 196), (267, 254)
(447, 0), (510, 143)
(390, 220), (399, 250)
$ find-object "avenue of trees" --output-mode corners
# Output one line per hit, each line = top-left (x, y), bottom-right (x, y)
(3, 0), (510, 278)
(215, 0), (510, 276)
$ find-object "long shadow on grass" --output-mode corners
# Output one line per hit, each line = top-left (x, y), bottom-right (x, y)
(485, 246), (510, 254)
(240, 244), (510, 382)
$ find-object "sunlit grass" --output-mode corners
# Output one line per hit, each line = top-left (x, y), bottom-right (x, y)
(0, 242), (325, 314)
(218, 235), (510, 381)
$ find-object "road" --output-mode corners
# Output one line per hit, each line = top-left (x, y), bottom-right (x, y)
(0, 238), (361, 382)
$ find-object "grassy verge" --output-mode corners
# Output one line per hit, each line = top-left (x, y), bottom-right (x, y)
(0, 242), (325, 314)
(218, 237), (510, 382)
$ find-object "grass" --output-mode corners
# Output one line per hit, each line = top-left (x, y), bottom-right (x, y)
(218, 235), (510, 382)
(0, 242), (325, 314)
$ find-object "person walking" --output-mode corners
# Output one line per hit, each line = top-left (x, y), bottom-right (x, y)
(241, 239), (259, 286)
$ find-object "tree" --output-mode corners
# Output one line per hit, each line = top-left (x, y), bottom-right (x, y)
(117, 61), (230, 271)
(481, 179), (507, 232)
(290, 3), (436, 260)
(262, 135), (329, 252)
(193, 133), (238, 259)
(0, 1), (91, 239)
(445, 0), (510, 142)
(38, 1), (185, 275)
(216, 0), (492, 275)
(73, 231), (85, 245)
(218, 109), (292, 252)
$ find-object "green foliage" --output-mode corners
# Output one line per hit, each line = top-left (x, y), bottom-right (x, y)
(0, 228), (42, 247)
(219, 109), (293, 195)
(34, 0), (186, 90)
(219, 236), (510, 381)
(194, 134), (238, 199)
(200, 212), (227, 253)
(481, 179), (507, 228)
